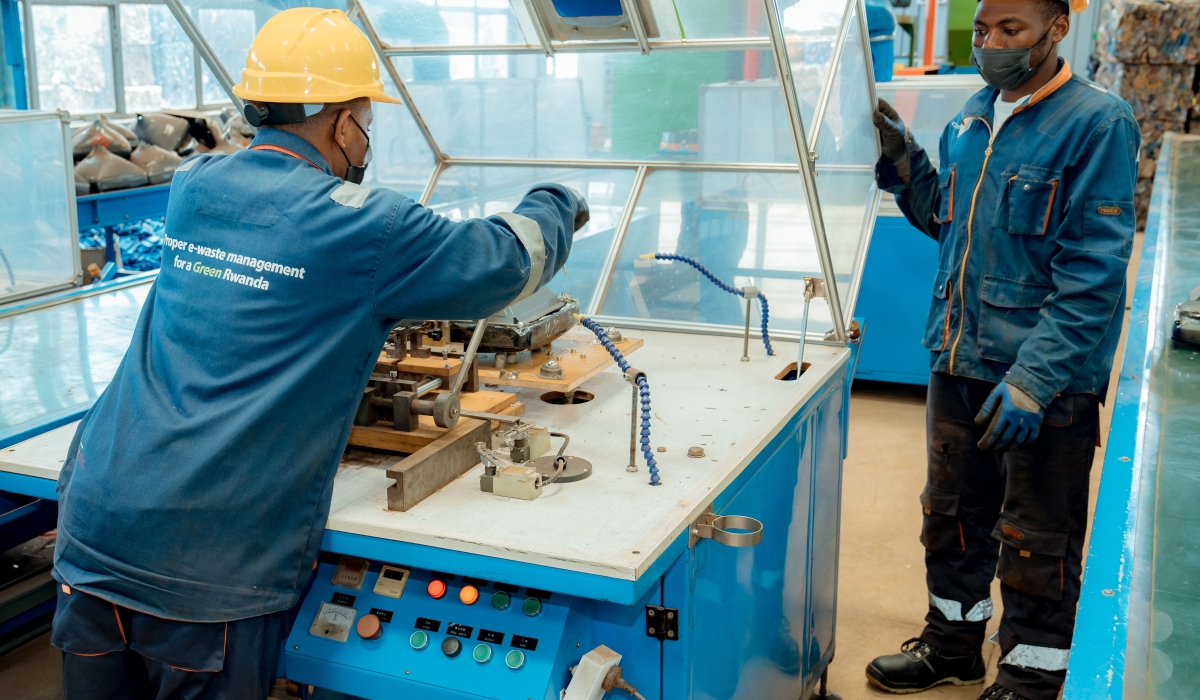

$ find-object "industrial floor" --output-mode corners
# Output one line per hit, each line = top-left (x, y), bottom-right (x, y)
(0, 237), (1140, 700)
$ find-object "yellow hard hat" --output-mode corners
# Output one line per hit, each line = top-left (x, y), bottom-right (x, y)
(233, 7), (401, 105)
(1066, 0), (1087, 11)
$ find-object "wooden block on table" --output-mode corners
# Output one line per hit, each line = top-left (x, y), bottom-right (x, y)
(347, 390), (517, 453)
(479, 336), (643, 393)
(375, 354), (462, 377)
(386, 419), (490, 512)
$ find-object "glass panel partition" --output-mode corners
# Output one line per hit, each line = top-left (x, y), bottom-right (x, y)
(597, 168), (834, 335)
(121, 4), (197, 111)
(428, 166), (635, 310)
(875, 75), (985, 170)
(32, 5), (116, 114)
(0, 113), (79, 305)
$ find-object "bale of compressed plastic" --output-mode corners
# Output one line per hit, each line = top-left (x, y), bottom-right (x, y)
(1096, 1), (1200, 64)
(134, 113), (190, 153)
(72, 120), (132, 161)
(101, 115), (139, 149)
(75, 137), (149, 192)
(1094, 61), (1197, 123)
(130, 143), (183, 185)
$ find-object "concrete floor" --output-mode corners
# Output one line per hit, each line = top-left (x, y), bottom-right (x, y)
(0, 237), (1142, 700)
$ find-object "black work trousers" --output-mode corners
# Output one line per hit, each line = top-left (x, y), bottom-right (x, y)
(52, 583), (282, 700)
(919, 372), (1097, 700)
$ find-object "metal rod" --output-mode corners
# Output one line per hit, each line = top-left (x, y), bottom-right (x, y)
(163, 0), (242, 111)
(762, 0), (847, 342)
(798, 297), (811, 369)
(586, 313), (846, 345)
(417, 378), (441, 396)
(379, 37), (772, 56)
(419, 161), (447, 206)
(444, 156), (798, 173)
(22, 0), (38, 110)
(857, 0), (880, 128)
(617, 0), (651, 54)
(627, 384), (638, 472)
(461, 409), (522, 424)
(841, 185), (882, 329)
(450, 319), (489, 394)
(741, 297), (752, 362)
(351, 0), (447, 163)
(807, 0), (857, 152)
(587, 164), (649, 315)
(520, 0), (555, 56)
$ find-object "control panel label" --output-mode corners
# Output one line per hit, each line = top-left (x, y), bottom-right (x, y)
(415, 617), (441, 632)
(511, 635), (539, 651)
(478, 629), (505, 644)
(525, 588), (552, 600)
(463, 577), (489, 587)
(331, 593), (356, 607)
(447, 623), (474, 639)
(493, 583), (520, 593)
(369, 608), (393, 623)
(431, 571), (457, 581)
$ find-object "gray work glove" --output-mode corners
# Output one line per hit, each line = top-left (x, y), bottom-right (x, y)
(873, 98), (911, 180)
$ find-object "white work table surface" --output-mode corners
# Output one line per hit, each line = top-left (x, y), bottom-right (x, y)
(1, 329), (848, 582)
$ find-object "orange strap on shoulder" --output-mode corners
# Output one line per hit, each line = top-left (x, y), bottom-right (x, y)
(249, 144), (323, 172)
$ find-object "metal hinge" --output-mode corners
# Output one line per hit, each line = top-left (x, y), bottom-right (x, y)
(645, 606), (678, 641)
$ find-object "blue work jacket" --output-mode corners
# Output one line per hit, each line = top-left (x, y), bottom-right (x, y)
(877, 61), (1140, 407)
(53, 128), (582, 621)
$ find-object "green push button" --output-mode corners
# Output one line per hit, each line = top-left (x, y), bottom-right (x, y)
(491, 590), (511, 610)
(505, 649), (525, 670)
(473, 643), (492, 663)
(521, 596), (542, 617)
(409, 630), (429, 650)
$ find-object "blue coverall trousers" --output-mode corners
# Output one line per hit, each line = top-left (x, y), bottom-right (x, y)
(52, 585), (282, 699)
(919, 371), (1098, 700)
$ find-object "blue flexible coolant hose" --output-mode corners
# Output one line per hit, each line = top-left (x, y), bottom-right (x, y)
(642, 252), (773, 355)
(576, 315), (661, 486)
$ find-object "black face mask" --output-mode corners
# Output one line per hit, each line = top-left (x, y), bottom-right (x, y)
(970, 26), (1054, 91)
(337, 113), (372, 185)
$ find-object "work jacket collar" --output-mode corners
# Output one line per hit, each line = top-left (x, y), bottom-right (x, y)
(249, 127), (335, 177)
(961, 58), (1072, 124)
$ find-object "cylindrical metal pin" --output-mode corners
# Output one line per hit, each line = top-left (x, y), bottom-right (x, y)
(741, 297), (752, 362)
(627, 384), (639, 472)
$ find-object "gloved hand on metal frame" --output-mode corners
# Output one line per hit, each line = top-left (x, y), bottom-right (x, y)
(873, 98), (912, 180)
(975, 382), (1045, 452)
(567, 186), (590, 232)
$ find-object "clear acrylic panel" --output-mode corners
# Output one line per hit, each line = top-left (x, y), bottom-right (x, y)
(363, 0), (528, 48)
(121, 4), (197, 111)
(598, 169), (835, 336)
(395, 50), (791, 162)
(644, 0), (767, 41)
(33, 5), (115, 114)
(428, 166), (635, 310)
(875, 76), (985, 170)
(776, 0), (849, 129)
(0, 115), (78, 304)
(811, 3), (879, 320)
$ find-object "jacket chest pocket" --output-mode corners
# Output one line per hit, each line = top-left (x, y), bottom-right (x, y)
(992, 166), (1059, 236)
(936, 167), (955, 224)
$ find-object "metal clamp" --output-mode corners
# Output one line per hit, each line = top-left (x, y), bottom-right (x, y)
(689, 507), (763, 548)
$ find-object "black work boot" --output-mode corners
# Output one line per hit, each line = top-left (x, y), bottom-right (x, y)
(977, 683), (1031, 700)
(865, 638), (986, 693)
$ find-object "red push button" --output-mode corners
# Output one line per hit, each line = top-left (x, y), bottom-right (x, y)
(356, 613), (382, 640)
(427, 579), (447, 599)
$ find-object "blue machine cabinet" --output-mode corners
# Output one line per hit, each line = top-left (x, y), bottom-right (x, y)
(853, 210), (938, 385)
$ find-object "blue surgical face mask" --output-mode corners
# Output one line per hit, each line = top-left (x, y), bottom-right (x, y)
(969, 26), (1053, 91)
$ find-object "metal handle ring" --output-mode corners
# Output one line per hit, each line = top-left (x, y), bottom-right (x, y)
(709, 515), (763, 547)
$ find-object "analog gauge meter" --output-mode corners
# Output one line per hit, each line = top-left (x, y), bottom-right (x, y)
(309, 601), (358, 643)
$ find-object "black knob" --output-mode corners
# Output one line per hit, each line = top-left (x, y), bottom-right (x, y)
(441, 636), (462, 657)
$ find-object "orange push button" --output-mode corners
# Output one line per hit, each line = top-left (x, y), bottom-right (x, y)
(427, 579), (447, 599)
(356, 613), (382, 640)
(459, 585), (480, 605)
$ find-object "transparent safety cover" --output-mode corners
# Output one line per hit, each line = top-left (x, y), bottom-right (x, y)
(172, 0), (879, 339)
(0, 113), (79, 305)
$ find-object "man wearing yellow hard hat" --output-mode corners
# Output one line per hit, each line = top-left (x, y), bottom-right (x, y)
(47, 7), (587, 696)
(866, 0), (1138, 699)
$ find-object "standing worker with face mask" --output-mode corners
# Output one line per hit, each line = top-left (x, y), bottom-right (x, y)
(865, 1), (1139, 699)
(47, 8), (588, 697)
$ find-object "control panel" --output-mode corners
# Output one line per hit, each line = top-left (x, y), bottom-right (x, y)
(286, 555), (582, 699)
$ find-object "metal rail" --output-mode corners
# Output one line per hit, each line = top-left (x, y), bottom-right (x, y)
(443, 157), (800, 173)
(761, 0), (847, 343)
(519, 0), (556, 56)
(617, 0), (651, 54)
(379, 37), (772, 56)
(587, 165), (649, 315)
(419, 161), (447, 206)
(351, 0), (447, 163)
(163, 0), (243, 111)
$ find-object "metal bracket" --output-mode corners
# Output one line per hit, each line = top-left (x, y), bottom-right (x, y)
(689, 506), (763, 548)
(803, 276), (827, 302)
(645, 606), (678, 641)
